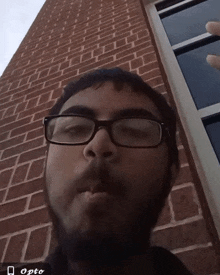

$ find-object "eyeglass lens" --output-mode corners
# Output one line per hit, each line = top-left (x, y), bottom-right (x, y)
(46, 116), (162, 147)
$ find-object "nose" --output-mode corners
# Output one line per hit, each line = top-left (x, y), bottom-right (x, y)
(83, 128), (118, 162)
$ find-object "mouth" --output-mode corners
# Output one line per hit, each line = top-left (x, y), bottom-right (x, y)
(84, 191), (112, 202)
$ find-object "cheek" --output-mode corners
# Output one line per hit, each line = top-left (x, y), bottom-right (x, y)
(45, 145), (83, 208)
(122, 147), (169, 177)
(46, 145), (82, 181)
(121, 147), (169, 198)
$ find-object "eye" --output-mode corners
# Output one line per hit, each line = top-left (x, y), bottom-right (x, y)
(63, 124), (91, 136)
(120, 126), (149, 137)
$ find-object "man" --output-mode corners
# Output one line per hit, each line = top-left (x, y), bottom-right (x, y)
(43, 67), (193, 275)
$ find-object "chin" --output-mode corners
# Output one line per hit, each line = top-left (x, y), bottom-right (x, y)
(58, 225), (148, 266)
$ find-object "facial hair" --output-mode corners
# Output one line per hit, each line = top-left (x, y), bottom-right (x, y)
(44, 161), (172, 267)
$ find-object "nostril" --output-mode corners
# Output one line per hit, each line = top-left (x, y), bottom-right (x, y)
(88, 150), (96, 157)
(103, 151), (113, 158)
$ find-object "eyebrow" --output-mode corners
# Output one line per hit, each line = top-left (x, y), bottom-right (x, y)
(60, 106), (96, 117)
(60, 105), (159, 121)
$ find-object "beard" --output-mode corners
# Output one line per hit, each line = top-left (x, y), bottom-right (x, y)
(43, 162), (172, 266)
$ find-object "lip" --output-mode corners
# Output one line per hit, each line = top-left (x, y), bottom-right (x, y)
(84, 191), (112, 203)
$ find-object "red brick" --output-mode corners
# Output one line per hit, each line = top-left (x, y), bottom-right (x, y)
(0, 132), (9, 142)
(0, 115), (17, 127)
(136, 45), (153, 58)
(29, 73), (39, 82)
(7, 178), (44, 201)
(39, 68), (49, 79)
(152, 219), (210, 250)
(0, 190), (6, 203)
(15, 102), (27, 114)
(60, 70), (80, 87)
(49, 64), (60, 74)
(10, 80), (20, 90)
(0, 135), (25, 151)
(116, 38), (126, 48)
(12, 68), (25, 77)
(38, 92), (51, 106)
(0, 84), (10, 93)
(137, 29), (149, 39)
(0, 110), (4, 120)
(179, 148), (188, 165)
(0, 117), (31, 135)
(20, 76), (29, 86)
(156, 200), (171, 226)
(79, 56), (114, 74)
(4, 233), (27, 262)
(0, 156), (17, 171)
(11, 119), (42, 137)
(99, 28), (115, 40)
(127, 34), (137, 44)
(26, 97), (38, 110)
(143, 52), (157, 64)
(0, 169), (13, 189)
(141, 68), (161, 81)
(60, 60), (70, 70)
(177, 246), (220, 274)
(147, 76), (164, 88)
(26, 83), (59, 100)
(51, 87), (62, 100)
(171, 186), (199, 221)
(104, 43), (115, 53)
(12, 163), (29, 184)
(117, 62), (130, 71)
(25, 226), (49, 260)
(175, 166), (193, 186)
(18, 146), (47, 164)
(155, 84), (168, 94)
(139, 61), (159, 76)
(131, 57), (143, 70)
(0, 198), (27, 219)
(27, 158), (45, 180)
(92, 47), (103, 57)
(26, 127), (44, 141)
(0, 238), (7, 261)
(81, 52), (92, 62)
(3, 106), (16, 118)
(29, 191), (45, 209)
(12, 84), (43, 100)
(31, 71), (62, 88)
(56, 44), (70, 55)
(0, 208), (49, 235)
(70, 56), (81, 66)
(2, 137), (44, 159)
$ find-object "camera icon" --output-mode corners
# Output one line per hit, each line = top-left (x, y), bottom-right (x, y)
(7, 266), (14, 275)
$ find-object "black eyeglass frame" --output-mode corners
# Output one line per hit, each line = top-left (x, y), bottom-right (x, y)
(43, 115), (170, 148)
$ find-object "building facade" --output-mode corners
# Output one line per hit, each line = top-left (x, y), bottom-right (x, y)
(0, 0), (219, 274)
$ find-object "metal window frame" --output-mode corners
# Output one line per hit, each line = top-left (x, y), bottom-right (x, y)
(143, 0), (220, 238)
(157, 0), (208, 18)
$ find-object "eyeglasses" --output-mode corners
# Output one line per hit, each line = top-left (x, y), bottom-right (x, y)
(43, 115), (168, 148)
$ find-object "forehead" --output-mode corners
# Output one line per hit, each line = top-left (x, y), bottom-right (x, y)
(60, 81), (162, 120)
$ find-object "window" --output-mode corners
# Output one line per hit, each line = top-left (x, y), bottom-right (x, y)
(143, 0), (220, 237)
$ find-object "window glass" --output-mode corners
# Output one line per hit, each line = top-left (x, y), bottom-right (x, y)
(177, 40), (220, 109)
(204, 118), (220, 163)
(161, 0), (220, 45)
(156, 0), (190, 11)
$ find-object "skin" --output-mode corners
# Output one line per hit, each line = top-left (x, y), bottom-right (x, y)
(206, 21), (220, 70)
(45, 81), (177, 275)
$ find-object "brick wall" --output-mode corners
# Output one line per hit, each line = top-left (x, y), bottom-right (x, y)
(0, 0), (219, 274)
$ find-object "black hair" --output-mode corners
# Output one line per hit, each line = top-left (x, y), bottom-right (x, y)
(48, 67), (179, 169)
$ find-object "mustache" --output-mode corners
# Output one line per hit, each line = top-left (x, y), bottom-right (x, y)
(73, 161), (126, 196)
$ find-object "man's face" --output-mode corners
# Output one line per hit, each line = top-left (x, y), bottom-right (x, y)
(45, 82), (173, 241)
